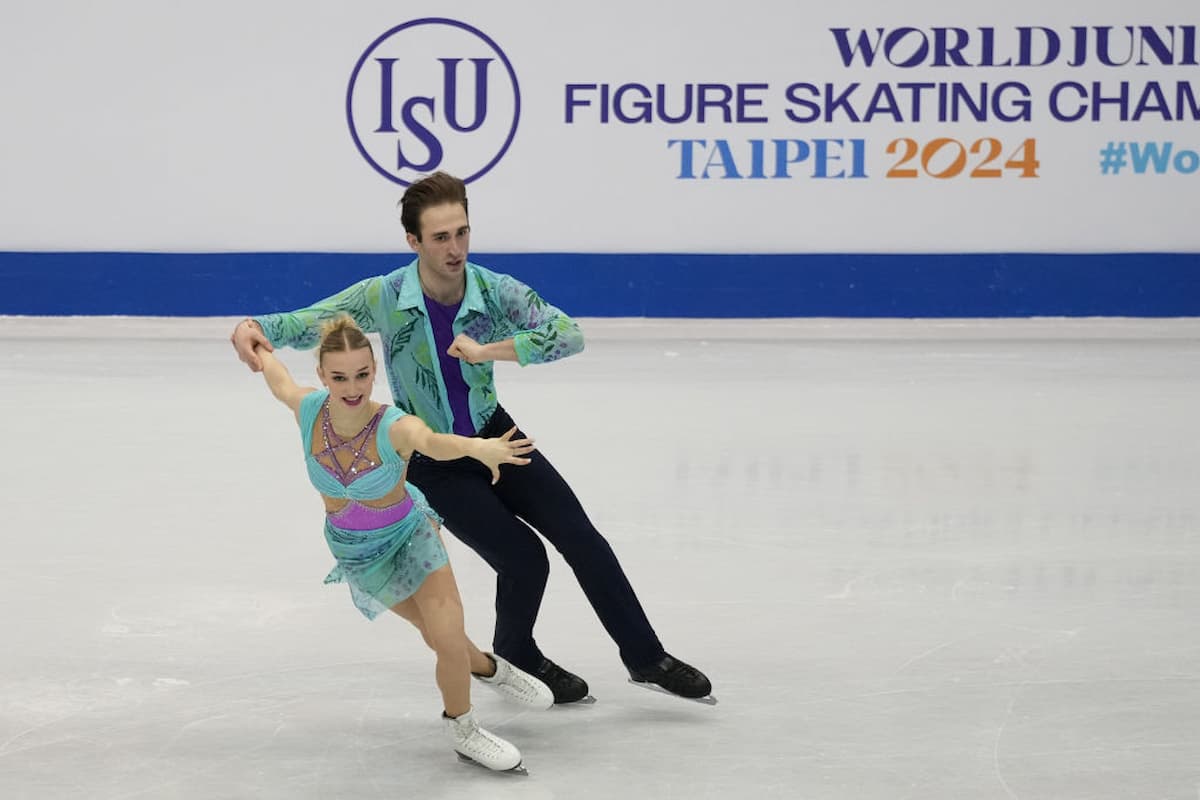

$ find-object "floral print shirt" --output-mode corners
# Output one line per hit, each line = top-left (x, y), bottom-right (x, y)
(255, 259), (584, 434)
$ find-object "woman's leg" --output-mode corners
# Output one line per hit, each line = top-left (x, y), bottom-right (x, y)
(396, 562), (474, 717)
(387, 549), (526, 772)
(406, 453), (552, 671)
(390, 596), (494, 676)
(391, 578), (555, 711)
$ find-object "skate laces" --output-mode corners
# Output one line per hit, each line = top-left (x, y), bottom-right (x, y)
(446, 712), (478, 740)
(447, 712), (499, 752)
(537, 660), (571, 685)
(637, 655), (707, 692)
(533, 658), (589, 703)
(461, 725), (508, 757)
(494, 661), (537, 698)
(665, 659), (702, 684)
(477, 658), (519, 690)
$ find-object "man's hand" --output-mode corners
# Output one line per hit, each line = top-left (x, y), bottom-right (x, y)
(231, 318), (272, 372)
(447, 333), (486, 364)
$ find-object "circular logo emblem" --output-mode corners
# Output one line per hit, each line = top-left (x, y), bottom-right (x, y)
(346, 18), (520, 186)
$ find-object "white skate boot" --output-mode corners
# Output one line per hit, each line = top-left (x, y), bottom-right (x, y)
(473, 654), (555, 710)
(443, 708), (525, 773)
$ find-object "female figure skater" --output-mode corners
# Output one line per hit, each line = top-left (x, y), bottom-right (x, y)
(255, 315), (552, 772)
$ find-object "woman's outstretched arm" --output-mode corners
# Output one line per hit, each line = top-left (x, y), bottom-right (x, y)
(256, 346), (315, 417)
(389, 416), (534, 484)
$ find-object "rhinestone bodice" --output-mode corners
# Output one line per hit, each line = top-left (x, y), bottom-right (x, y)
(299, 390), (407, 501)
(312, 401), (385, 486)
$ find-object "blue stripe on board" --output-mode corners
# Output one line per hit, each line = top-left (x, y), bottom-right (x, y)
(1, 251), (1197, 317)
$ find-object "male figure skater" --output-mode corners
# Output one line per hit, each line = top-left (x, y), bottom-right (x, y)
(231, 172), (713, 704)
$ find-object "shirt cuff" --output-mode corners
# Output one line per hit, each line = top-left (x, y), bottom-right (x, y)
(250, 315), (278, 347)
(511, 332), (535, 366)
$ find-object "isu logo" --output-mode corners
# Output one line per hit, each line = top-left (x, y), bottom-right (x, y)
(346, 18), (521, 186)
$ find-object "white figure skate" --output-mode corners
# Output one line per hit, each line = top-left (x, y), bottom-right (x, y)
(473, 654), (555, 710)
(443, 708), (526, 774)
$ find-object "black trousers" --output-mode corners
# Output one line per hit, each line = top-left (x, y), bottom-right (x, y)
(406, 405), (665, 672)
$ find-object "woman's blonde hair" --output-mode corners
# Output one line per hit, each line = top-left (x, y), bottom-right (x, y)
(317, 314), (373, 364)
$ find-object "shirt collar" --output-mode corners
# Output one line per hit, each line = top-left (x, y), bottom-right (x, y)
(395, 258), (487, 315)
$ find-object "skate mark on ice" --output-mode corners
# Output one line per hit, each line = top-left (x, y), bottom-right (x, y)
(893, 640), (956, 675)
(992, 682), (1025, 800)
(825, 571), (876, 600)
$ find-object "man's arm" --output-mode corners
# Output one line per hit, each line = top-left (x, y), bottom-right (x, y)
(230, 276), (386, 372)
(486, 274), (585, 366)
(446, 334), (517, 364)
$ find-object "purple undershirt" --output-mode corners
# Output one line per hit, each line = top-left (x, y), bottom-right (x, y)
(423, 294), (476, 436)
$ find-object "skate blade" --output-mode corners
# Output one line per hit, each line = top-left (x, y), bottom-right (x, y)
(559, 694), (598, 705)
(456, 753), (529, 775)
(628, 678), (719, 705)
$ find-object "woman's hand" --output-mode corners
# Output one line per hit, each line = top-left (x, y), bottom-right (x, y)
(231, 318), (272, 372)
(474, 426), (536, 484)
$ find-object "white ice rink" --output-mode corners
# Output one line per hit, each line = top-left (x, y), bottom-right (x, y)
(1, 316), (1198, 800)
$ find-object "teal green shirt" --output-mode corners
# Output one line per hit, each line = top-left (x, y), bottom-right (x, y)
(255, 259), (584, 434)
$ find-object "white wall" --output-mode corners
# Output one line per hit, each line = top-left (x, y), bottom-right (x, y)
(1, 0), (1196, 253)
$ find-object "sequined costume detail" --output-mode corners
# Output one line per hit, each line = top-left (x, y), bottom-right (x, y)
(299, 390), (447, 619)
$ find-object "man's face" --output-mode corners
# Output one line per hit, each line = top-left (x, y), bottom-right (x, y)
(408, 202), (470, 285)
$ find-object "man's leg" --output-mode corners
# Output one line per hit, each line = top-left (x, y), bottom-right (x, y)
(477, 407), (662, 668)
(405, 453), (550, 670)
(495, 447), (667, 669)
(408, 453), (591, 702)
(484, 407), (712, 699)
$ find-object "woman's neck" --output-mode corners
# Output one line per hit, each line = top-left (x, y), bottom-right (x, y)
(327, 398), (377, 436)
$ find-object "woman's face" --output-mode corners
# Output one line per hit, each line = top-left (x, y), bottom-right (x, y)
(318, 347), (375, 410)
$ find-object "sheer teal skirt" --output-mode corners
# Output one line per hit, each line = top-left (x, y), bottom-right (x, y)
(322, 484), (448, 620)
